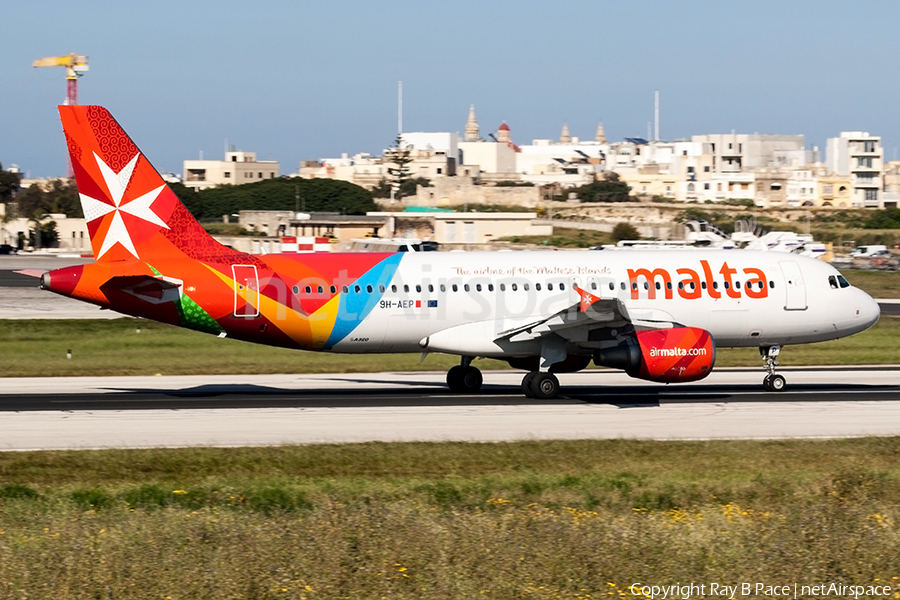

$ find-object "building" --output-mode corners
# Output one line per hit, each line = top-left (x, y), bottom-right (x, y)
(691, 134), (807, 173)
(183, 150), (280, 191)
(882, 161), (900, 207)
(826, 132), (884, 208)
(368, 210), (551, 245)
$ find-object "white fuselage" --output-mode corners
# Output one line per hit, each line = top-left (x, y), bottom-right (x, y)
(331, 249), (880, 357)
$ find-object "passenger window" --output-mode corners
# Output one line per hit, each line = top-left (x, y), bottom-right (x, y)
(655, 282), (661, 290)
(366, 285), (373, 293)
(416, 285), (422, 293)
(292, 285), (299, 295)
(524, 283), (530, 291)
(488, 283), (494, 292)
(723, 281), (729, 290)
(690, 282), (696, 290)
(609, 282), (615, 291)
(378, 284), (385, 293)
(735, 281), (740, 290)
(428, 284), (434, 292)
(620, 282), (626, 290)
(591, 282), (597, 290)
(701, 282), (707, 289)
(476, 283), (482, 292)
(632, 282), (638, 290)
(305, 285), (311, 294)
(829, 276), (838, 289)
(644, 282), (650, 290)
(769, 281), (775, 289)
(354, 285), (361, 293)
(536, 283), (542, 291)
(512, 283), (518, 291)
(560, 283), (566, 290)
(464, 284), (470, 292)
(452, 284), (458, 292)
(712, 282), (718, 290)
(404, 285), (410, 293)
(678, 282), (684, 290)
(666, 282), (672, 290)
(330, 285), (336, 294)
(440, 284), (446, 292)
(342, 286), (349, 293)
(500, 283), (506, 291)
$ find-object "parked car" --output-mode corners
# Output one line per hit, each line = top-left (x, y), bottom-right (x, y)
(849, 245), (888, 258)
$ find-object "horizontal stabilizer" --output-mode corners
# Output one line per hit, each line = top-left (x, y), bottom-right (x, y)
(13, 269), (48, 278)
(100, 274), (182, 304)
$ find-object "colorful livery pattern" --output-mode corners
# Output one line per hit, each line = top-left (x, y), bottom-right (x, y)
(52, 105), (401, 350)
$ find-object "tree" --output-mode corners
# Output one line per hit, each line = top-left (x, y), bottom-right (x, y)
(0, 162), (21, 204)
(575, 172), (633, 203)
(15, 179), (82, 218)
(168, 177), (376, 221)
(611, 222), (640, 243)
(384, 134), (413, 202)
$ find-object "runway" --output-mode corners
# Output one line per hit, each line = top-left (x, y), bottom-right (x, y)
(1, 369), (900, 451)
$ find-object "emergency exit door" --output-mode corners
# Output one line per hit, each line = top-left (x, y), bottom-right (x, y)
(232, 264), (259, 317)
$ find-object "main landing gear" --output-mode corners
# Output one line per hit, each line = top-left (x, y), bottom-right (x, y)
(521, 371), (560, 400)
(446, 356), (483, 393)
(760, 345), (786, 392)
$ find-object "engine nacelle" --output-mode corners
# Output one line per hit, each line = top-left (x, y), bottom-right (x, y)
(594, 327), (715, 383)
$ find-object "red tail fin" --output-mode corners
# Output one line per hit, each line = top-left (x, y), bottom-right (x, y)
(60, 105), (235, 263)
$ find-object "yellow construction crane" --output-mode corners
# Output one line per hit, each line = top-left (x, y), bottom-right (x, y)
(33, 53), (89, 105)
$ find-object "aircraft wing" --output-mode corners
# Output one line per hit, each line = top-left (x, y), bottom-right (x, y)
(420, 286), (681, 356)
(496, 287), (680, 345)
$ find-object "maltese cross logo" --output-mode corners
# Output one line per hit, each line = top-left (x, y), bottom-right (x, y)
(79, 152), (168, 259)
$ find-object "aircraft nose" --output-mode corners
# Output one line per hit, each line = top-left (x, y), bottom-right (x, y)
(856, 290), (880, 329)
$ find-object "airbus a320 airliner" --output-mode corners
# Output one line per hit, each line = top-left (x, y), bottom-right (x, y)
(27, 106), (880, 398)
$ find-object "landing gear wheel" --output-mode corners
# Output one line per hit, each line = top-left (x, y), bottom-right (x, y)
(760, 346), (785, 393)
(459, 366), (483, 393)
(530, 372), (560, 400)
(447, 365), (482, 393)
(446, 365), (464, 392)
(763, 374), (786, 392)
(521, 372), (537, 398)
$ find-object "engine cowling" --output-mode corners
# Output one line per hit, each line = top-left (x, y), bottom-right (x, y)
(594, 327), (715, 383)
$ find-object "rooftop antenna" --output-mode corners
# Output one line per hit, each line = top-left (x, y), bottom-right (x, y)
(654, 90), (660, 141)
(398, 80), (403, 135)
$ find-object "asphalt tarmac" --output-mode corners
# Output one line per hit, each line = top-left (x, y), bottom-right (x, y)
(1, 370), (899, 450)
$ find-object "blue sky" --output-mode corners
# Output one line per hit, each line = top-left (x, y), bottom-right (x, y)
(2, 0), (899, 178)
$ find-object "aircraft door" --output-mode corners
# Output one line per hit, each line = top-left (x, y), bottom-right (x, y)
(232, 264), (260, 317)
(779, 261), (807, 311)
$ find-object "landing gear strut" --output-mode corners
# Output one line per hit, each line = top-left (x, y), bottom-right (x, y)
(760, 346), (786, 392)
(446, 356), (482, 393)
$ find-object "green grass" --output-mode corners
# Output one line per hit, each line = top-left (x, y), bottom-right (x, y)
(1, 439), (899, 597)
(843, 270), (900, 299)
(0, 314), (896, 377)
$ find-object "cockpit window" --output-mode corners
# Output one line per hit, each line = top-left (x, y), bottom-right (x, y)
(828, 275), (838, 289)
(837, 275), (850, 288)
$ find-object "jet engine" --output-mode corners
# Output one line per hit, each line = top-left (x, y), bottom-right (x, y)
(594, 327), (715, 383)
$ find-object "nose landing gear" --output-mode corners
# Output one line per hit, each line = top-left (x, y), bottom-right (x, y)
(446, 356), (483, 393)
(760, 346), (786, 392)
